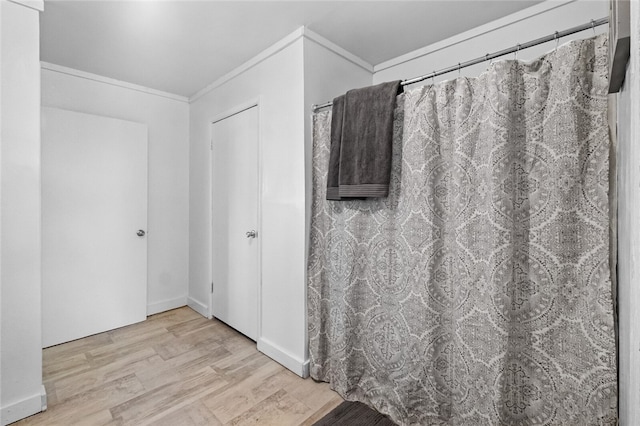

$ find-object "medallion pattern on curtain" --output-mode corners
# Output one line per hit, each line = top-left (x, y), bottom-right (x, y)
(307, 34), (616, 425)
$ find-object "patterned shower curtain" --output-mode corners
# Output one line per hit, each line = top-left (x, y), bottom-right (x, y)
(307, 34), (616, 425)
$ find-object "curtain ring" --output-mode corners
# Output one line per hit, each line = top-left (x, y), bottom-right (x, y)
(458, 63), (461, 75)
(515, 43), (520, 60)
(591, 19), (596, 35)
(554, 31), (560, 52)
(431, 71), (436, 85)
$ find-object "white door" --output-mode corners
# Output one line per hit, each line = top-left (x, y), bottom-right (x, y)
(42, 107), (148, 348)
(211, 105), (259, 341)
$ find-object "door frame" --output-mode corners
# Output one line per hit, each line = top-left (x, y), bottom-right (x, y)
(208, 97), (263, 342)
(41, 106), (148, 347)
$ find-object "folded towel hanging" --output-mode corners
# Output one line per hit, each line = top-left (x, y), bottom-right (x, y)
(326, 80), (402, 200)
(326, 95), (345, 200)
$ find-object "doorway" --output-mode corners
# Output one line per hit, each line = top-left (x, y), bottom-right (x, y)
(41, 107), (148, 348)
(210, 103), (260, 341)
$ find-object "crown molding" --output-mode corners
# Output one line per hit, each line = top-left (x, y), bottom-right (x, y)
(7, 0), (44, 12)
(190, 27), (306, 103)
(41, 62), (189, 103)
(374, 0), (577, 73)
(301, 28), (374, 73)
(190, 26), (374, 103)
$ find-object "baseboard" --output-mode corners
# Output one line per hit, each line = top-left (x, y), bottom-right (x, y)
(40, 385), (47, 411)
(147, 296), (188, 316)
(187, 297), (209, 318)
(1, 385), (46, 426)
(257, 337), (310, 378)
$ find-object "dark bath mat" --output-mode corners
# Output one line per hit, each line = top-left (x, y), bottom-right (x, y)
(313, 401), (397, 426)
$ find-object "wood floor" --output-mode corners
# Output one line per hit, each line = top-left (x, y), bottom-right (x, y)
(15, 307), (343, 426)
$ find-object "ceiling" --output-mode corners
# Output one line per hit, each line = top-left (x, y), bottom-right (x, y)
(40, 1), (542, 98)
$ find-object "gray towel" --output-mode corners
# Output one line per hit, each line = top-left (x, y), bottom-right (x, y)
(338, 80), (401, 198)
(326, 95), (345, 200)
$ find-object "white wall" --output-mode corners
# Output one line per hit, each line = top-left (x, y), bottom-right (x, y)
(41, 67), (190, 316)
(303, 33), (373, 217)
(0, 1), (45, 424)
(190, 34), (308, 375)
(373, 0), (608, 86)
(616, 0), (640, 422)
(189, 28), (374, 377)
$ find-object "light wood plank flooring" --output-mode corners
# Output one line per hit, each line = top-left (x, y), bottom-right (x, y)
(15, 307), (343, 425)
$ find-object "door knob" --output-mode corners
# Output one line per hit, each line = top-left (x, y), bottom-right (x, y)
(137, 230), (146, 237)
(246, 230), (257, 238)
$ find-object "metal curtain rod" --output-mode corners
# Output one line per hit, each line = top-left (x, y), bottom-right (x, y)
(312, 16), (608, 112)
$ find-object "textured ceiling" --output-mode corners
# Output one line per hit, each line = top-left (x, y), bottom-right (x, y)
(40, 1), (542, 97)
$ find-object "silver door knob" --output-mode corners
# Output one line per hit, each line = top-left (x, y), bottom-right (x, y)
(137, 230), (146, 237)
(246, 230), (257, 238)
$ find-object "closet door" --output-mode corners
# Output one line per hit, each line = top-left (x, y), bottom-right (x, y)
(210, 105), (259, 340)
(42, 107), (148, 348)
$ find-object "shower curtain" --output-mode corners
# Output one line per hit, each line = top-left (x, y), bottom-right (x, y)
(308, 34), (616, 425)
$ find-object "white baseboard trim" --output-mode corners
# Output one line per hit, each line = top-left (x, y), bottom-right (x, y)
(147, 296), (188, 316)
(257, 337), (309, 378)
(40, 385), (47, 411)
(187, 297), (209, 318)
(1, 385), (46, 426)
